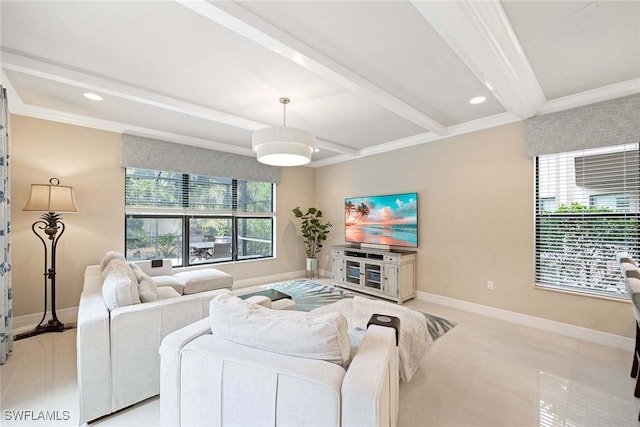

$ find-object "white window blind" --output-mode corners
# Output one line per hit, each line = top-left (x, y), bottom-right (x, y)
(124, 169), (273, 215)
(535, 143), (640, 298)
(124, 168), (275, 266)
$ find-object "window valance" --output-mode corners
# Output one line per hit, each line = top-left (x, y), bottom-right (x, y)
(526, 94), (640, 158)
(120, 134), (280, 184)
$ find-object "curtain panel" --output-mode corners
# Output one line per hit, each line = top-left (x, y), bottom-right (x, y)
(0, 86), (13, 364)
(526, 94), (640, 157)
(121, 134), (280, 184)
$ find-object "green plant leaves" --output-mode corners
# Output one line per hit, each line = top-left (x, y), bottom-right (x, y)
(292, 206), (333, 257)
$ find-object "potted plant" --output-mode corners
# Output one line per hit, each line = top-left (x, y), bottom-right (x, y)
(292, 207), (332, 278)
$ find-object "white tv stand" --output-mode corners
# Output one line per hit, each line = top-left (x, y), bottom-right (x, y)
(331, 245), (416, 304)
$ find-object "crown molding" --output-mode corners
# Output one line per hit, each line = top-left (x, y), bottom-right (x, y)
(6, 59), (635, 169)
(540, 78), (640, 115)
(310, 111), (520, 167)
(10, 99), (256, 157)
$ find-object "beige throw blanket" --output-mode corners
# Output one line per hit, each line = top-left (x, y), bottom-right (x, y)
(351, 296), (432, 382)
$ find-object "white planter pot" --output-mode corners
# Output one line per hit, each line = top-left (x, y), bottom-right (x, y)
(306, 257), (318, 279)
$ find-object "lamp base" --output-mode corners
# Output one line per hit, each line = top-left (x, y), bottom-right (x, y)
(14, 319), (73, 341)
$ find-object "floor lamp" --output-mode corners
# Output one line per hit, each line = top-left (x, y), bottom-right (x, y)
(15, 178), (78, 340)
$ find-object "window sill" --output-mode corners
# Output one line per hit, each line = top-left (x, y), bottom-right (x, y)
(534, 283), (630, 304)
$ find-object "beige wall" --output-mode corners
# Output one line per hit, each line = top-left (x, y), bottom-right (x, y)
(10, 115), (314, 317)
(11, 115), (632, 338)
(315, 121), (634, 338)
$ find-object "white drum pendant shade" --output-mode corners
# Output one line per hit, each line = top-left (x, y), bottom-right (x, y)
(252, 126), (315, 166)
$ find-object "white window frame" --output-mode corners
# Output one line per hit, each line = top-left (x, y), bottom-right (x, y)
(534, 143), (640, 299)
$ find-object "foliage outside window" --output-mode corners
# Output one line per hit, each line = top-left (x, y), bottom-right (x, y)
(535, 143), (640, 298)
(125, 168), (274, 267)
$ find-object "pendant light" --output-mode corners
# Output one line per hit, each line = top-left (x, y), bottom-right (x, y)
(252, 97), (315, 166)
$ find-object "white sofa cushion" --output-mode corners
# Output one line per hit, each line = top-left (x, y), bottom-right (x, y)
(157, 286), (182, 300)
(174, 269), (233, 294)
(208, 293), (351, 367)
(101, 259), (141, 310)
(100, 251), (126, 272)
(134, 270), (159, 303)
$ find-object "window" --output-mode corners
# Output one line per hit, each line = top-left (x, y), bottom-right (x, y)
(535, 143), (640, 298)
(125, 168), (275, 266)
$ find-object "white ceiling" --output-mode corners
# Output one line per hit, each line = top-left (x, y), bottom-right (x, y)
(1, 0), (639, 166)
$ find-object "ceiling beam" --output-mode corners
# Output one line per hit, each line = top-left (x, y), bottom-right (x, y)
(2, 49), (265, 131)
(2, 49), (359, 156)
(412, 0), (546, 119)
(174, 0), (447, 135)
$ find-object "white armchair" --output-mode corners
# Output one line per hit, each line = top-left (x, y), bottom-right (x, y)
(160, 294), (400, 427)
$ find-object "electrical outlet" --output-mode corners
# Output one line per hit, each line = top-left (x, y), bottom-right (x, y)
(487, 280), (494, 290)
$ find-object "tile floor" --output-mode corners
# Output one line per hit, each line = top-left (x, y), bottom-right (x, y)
(1, 298), (639, 426)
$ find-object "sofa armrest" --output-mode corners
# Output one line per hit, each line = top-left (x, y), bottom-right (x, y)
(342, 325), (398, 427)
(77, 289), (111, 425)
(159, 318), (212, 427)
(108, 289), (230, 412)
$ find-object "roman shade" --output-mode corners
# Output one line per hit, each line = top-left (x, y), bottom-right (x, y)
(121, 134), (280, 184)
(526, 94), (640, 157)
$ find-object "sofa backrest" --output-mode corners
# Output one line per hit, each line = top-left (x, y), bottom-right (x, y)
(179, 334), (345, 426)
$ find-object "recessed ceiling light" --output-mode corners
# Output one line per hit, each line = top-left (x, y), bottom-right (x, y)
(469, 96), (486, 105)
(83, 92), (103, 101)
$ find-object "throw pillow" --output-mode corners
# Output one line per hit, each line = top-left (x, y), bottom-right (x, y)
(209, 293), (351, 367)
(101, 258), (141, 310)
(157, 286), (182, 300)
(134, 270), (159, 303)
(100, 251), (126, 272)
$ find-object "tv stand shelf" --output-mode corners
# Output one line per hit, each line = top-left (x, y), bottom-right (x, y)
(332, 245), (416, 304)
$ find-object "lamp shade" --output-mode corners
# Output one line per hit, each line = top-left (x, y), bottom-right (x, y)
(252, 126), (315, 166)
(23, 179), (78, 213)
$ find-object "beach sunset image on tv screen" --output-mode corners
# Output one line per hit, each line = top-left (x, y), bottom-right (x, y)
(345, 192), (418, 248)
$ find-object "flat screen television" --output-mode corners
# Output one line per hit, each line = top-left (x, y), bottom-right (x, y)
(344, 192), (418, 248)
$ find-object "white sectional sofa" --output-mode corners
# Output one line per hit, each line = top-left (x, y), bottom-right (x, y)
(76, 253), (234, 424)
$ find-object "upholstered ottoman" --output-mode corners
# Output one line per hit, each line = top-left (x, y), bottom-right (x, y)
(151, 275), (185, 295)
(173, 269), (233, 295)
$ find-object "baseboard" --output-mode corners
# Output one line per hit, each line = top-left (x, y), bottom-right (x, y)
(14, 283), (629, 351)
(417, 291), (634, 351)
(232, 270), (309, 289)
(13, 307), (79, 335)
